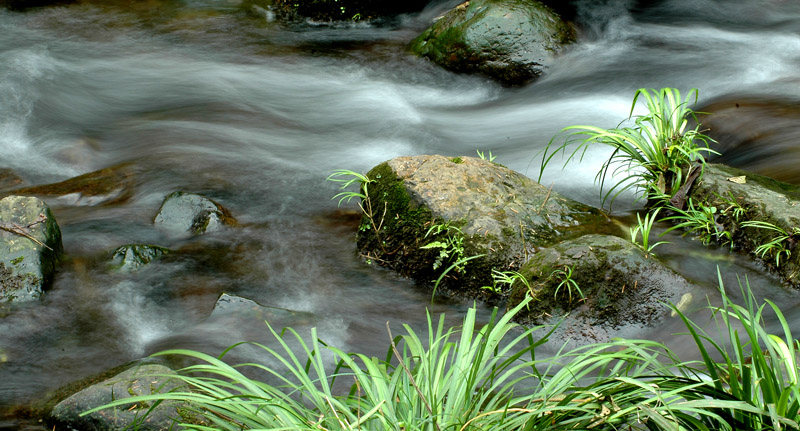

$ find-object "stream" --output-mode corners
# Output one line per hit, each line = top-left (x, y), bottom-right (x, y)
(2, 0), (800, 428)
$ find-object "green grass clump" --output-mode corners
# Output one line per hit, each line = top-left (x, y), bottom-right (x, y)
(85, 276), (800, 430)
(539, 87), (717, 207)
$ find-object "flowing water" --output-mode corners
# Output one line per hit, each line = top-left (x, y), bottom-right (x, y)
(2, 0), (800, 427)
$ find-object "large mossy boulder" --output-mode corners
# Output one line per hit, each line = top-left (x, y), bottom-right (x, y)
(50, 364), (201, 431)
(154, 192), (236, 238)
(508, 234), (691, 331)
(687, 163), (800, 286)
(409, 0), (574, 85)
(0, 196), (63, 303)
(357, 155), (612, 296)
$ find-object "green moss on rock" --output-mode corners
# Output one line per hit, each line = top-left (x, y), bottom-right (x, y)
(687, 164), (800, 286)
(409, 0), (575, 85)
(356, 155), (613, 298)
(509, 235), (690, 330)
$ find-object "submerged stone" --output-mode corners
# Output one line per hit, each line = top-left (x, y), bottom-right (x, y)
(110, 244), (171, 272)
(508, 234), (690, 333)
(687, 163), (800, 286)
(153, 192), (236, 238)
(409, 0), (574, 85)
(356, 155), (612, 296)
(0, 196), (63, 303)
(209, 293), (312, 324)
(8, 163), (138, 206)
(50, 364), (201, 431)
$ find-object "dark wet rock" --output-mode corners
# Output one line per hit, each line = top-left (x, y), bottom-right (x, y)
(687, 163), (800, 286)
(153, 192), (236, 238)
(7, 163), (138, 206)
(209, 293), (312, 323)
(272, 0), (428, 22)
(409, 0), (575, 85)
(508, 234), (690, 333)
(50, 363), (201, 431)
(110, 244), (171, 272)
(357, 155), (612, 297)
(0, 196), (63, 303)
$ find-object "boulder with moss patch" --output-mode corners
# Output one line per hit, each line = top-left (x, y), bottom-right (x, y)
(508, 234), (691, 337)
(0, 196), (63, 303)
(356, 155), (612, 297)
(686, 163), (800, 286)
(409, 0), (574, 85)
(50, 363), (203, 431)
(154, 192), (236, 238)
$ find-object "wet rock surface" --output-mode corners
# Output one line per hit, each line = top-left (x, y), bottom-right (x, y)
(153, 192), (236, 238)
(209, 292), (312, 323)
(357, 155), (612, 297)
(50, 363), (200, 431)
(688, 163), (800, 286)
(6, 163), (139, 207)
(409, 0), (574, 85)
(0, 196), (63, 303)
(509, 234), (691, 333)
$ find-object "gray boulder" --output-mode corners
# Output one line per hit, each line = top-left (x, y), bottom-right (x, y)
(409, 0), (574, 85)
(687, 163), (800, 286)
(50, 364), (201, 431)
(110, 244), (171, 272)
(153, 192), (236, 238)
(508, 234), (691, 332)
(356, 155), (612, 296)
(0, 196), (63, 303)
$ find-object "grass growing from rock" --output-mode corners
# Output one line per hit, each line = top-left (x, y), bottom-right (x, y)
(539, 87), (716, 207)
(85, 276), (800, 430)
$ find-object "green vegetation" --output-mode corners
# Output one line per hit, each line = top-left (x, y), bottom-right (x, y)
(539, 87), (716, 207)
(629, 207), (669, 256)
(549, 264), (584, 304)
(481, 269), (529, 294)
(662, 198), (731, 246)
(85, 276), (800, 430)
(420, 222), (467, 273)
(476, 149), (496, 162)
(327, 169), (387, 247)
(742, 221), (800, 267)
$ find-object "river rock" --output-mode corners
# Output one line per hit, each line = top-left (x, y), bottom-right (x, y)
(8, 163), (138, 206)
(153, 192), (236, 238)
(687, 163), (800, 286)
(409, 0), (574, 85)
(356, 155), (612, 296)
(50, 364), (200, 431)
(508, 234), (690, 332)
(110, 244), (171, 272)
(0, 196), (63, 303)
(209, 293), (312, 323)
